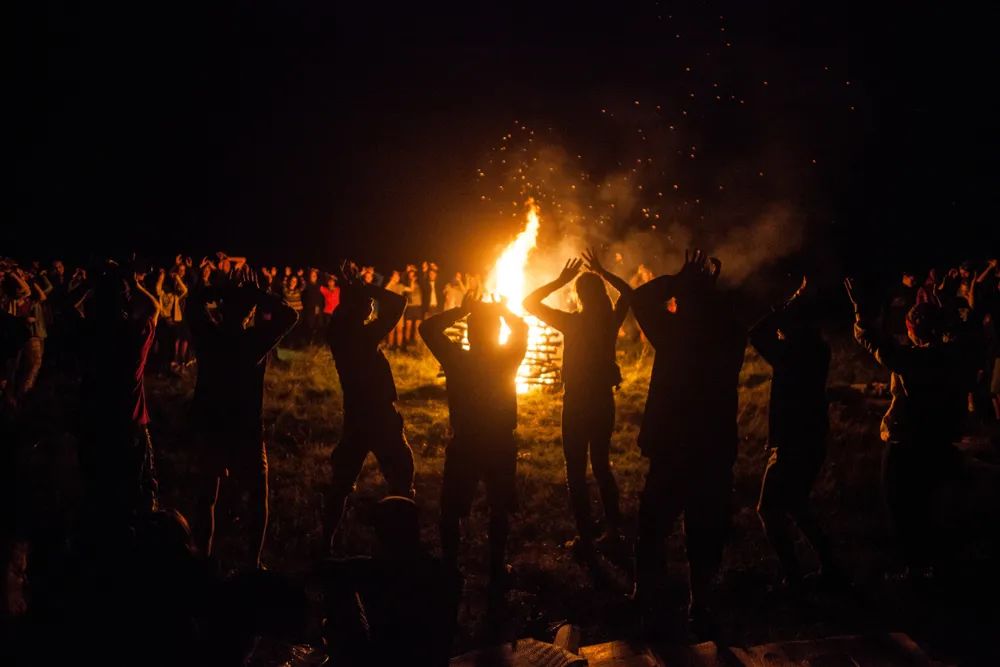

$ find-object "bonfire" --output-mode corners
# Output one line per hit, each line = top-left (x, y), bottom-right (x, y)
(484, 200), (563, 393)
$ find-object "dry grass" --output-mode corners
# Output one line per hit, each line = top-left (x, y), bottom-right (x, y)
(120, 333), (995, 660)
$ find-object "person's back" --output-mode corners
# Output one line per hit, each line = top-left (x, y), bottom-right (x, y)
(639, 293), (745, 457)
(441, 343), (521, 439)
(328, 307), (398, 427)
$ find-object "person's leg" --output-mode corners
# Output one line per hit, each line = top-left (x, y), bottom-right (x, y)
(882, 441), (933, 568)
(589, 391), (621, 534)
(324, 435), (371, 554)
(634, 455), (686, 604)
(246, 441), (270, 569)
(785, 446), (839, 576)
(756, 448), (801, 582)
(440, 444), (475, 570)
(371, 415), (415, 499)
(685, 459), (733, 615)
(17, 338), (44, 397)
(484, 436), (517, 584)
(562, 399), (594, 544)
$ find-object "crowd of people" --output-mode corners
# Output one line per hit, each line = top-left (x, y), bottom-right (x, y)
(2, 249), (998, 665)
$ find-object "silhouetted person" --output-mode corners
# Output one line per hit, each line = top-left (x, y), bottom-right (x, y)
(523, 250), (630, 558)
(750, 277), (840, 586)
(302, 268), (325, 345)
(188, 277), (298, 569)
(322, 496), (460, 666)
(420, 296), (527, 598)
(78, 263), (161, 520)
(631, 250), (746, 635)
(323, 262), (415, 553)
(847, 277), (984, 573)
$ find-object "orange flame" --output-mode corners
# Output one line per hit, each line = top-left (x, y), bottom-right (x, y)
(486, 199), (554, 393)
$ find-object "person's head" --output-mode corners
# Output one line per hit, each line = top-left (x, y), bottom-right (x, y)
(52, 260), (65, 275)
(453, 271), (462, 284)
(218, 257), (231, 273)
(575, 272), (612, 316)
(326, 276), (336, 289)
(428, 268), (438, 282)
(387, 270), (400, 284)
(284, 266), (292, 276)
(287, 275), (299, 290)
(906, 301), (943, 347)
(200, 264), (212, 283)
(373, 496), (421, 558)
(467, 303), (502, 350)
(175, 263), (186, 279)
(308, 268), (319, 284)
(407, 268), (418, 283)
(959, 261), (973, 281)
(901, 271), (916, 287)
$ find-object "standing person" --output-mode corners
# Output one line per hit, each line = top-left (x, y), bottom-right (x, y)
(443, 272), (466, 311)
(156, 267), (190, 372)
(630, 250), (746, 636)
(401, 268), (423, 349)
(319, 274), (340, 331)
(302, 268), (326, 346)
(750, 277), (840, 586)
(283, 275), (304, 346)
(78, 263), (162, 520)
(421, 267), (444, 319)
(846, 277), (984, 574)
(187, 278), (298, 569)
(322, 263), (415, 555)
(420, 296), (528, 600)
(383, 271), (406, 350)
(12, 270), (52, 401)
(523, 250), (630, 559)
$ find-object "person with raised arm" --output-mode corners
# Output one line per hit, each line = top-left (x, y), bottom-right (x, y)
(322, 262), (415, 555)
(522, 249), (631, 561)
(188, 269), (298, 569)
(630, 250), (746, 638)
(420, 293), (527, 603)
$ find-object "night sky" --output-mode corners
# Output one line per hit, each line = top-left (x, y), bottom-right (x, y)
(12, 1), (995, 277)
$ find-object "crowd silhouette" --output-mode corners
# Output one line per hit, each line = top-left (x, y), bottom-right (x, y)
(1, 250), (998, 665)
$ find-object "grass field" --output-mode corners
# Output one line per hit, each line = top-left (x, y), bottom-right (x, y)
(16, 331), (999, 663)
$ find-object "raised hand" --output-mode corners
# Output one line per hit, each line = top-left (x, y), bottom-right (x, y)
(558, 258), (584, 284)
(844, 277), (860, 313)
(582, 247), (605, 275)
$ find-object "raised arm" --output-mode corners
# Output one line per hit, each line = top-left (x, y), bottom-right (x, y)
(522, 259), (581, 332)
(845, 277), (908, 373)
(364, 284), (406, 341)
(419, 305), (466, 365)
(749, 276), (812, 366)
(248, 288), (299, 363)
(131, 273), (161, 326)
(582, 248), (633, 328)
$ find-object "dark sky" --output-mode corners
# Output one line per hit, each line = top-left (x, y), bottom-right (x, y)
(12, 1), (995, 276)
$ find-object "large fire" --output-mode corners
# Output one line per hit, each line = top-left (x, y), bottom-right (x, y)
(486, 200), (562, 393)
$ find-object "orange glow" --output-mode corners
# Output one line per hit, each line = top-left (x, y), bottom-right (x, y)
(486, 199), (556, 393)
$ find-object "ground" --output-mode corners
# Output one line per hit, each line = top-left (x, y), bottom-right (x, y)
(14, 333), (1000, 664)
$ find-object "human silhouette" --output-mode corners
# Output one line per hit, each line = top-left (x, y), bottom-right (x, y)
(322, 496), (460, 666)
(750, 276), (840, 586)
(846, 277), (984, 572)
(188, 273), (298, 569)
(420, 295), (527, 598)
(77, 262), (162, 520)
(630, 250), (746, 635)
(523, 250), (630, 559)
(323, 262), (415, 554)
